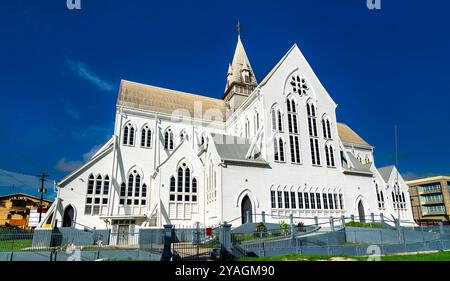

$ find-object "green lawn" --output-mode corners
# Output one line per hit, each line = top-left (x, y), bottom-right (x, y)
(0, 239), (33, 251)
(240, 251), (450, 261)
(345, 221), (384, 228)
(240, 253), (353, 261)
(379, 251), (450, 261)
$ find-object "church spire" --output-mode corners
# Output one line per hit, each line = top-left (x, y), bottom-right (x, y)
(224, 22), (258, 111)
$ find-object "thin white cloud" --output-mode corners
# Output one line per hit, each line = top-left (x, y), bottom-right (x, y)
(82, 144), (103, 161)
(66, 58), (114, 92)
(65, 107), (81, 120)
(54, 143), (104, 173)
(54, 158), (83, 173)
(59, 94), (81, 120)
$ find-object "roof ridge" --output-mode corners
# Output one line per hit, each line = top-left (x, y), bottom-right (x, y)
(121, 79), (225, 103)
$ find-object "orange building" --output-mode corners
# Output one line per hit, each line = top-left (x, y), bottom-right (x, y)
(0, 193), (52, 230)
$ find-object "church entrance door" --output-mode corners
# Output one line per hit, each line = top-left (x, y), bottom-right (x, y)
(241, 195), (253, 224)
(358, 201), (366, 223)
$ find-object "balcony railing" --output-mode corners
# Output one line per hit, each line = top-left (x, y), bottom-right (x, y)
(418, 188), (442, 195)
(421, 199), (444, 205)
(422, 210), (447, 216)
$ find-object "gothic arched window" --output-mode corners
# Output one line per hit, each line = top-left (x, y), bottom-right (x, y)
(271, 106), (283, 132)
(274, 137), (285, 162)
(307, 101), (320, 165)
(141, 125), (152, 148)
(287, 97), (300, 164)
(123, 123), (135, 146)
(164, 129), (174, 150)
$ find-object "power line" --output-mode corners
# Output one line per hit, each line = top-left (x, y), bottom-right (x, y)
(0, 134), (44, 170)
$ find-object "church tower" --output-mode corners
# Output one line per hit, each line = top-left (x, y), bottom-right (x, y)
(223, 22), (258, 112)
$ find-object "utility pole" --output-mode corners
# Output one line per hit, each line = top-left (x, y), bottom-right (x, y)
(37, 173), (49, 223)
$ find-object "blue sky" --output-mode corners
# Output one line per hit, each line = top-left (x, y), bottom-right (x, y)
(0, 0), (449, 199)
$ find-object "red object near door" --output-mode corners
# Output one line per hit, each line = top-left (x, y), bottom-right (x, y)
(205, 227), (212, 236)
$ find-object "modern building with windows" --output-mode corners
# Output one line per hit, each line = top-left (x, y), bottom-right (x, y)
(406, 176), (450, 224)
(38, 31), (414, 235)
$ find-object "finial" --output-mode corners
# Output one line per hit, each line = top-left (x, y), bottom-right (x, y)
(236, 20), (241, 37)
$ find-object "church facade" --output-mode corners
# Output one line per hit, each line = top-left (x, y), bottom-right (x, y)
(39, 33), (414, 234)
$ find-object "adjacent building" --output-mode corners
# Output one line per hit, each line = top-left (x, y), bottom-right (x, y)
(0, 193), (52, 230)
(406, 176), (450, 225)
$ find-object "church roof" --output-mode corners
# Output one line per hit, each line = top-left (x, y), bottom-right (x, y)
(378, 165), (395, 183)
(211, 133), (268, 165)
(118, 80), (227, 119)
(337, 122), (372, 148)
(342, 153), (373, 176)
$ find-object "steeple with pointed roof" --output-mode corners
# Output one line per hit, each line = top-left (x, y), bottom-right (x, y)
(224, 24), (258, 112)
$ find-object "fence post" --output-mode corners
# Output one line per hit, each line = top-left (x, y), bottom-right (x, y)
(371, 213), (375, 223)
(380, 213), (384, 224)
(290, 214), (296, 245)
(160, 224), (173, 261)
(314, 216), (318, 227)
(402, 228), (407, 253)
(261, 211), (266, 224)
(350, 214), (355, 222)
(341, 215), (346, 228)
(220, 222), (232, 260)
(329, 216), (335, 232)
(395, 218), (402, 244)
(439, 221), (444, 237)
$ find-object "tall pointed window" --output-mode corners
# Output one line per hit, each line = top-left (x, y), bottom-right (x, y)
(287, 97), (300, 164)
(119, 183), (126, 205)
(87, 175), (94, 195)
(271, 107), (283, 132)
(164, 129), (174, 150)
(325, 144), (335, 167)
(123, 123), (135, 146)
(322, 118), (332, 139)
(274, 137), (285, 162)
(307, 102), (320, 165)
(141, 125), (152, 148)
(254, 111), (260, 134)
(141, 184), (147, 205)
(103, 176), (109, 195)
(375, 183), (385, 209)
(245, 118), (250, 138)
(95, 175), (102, 195)
(180, 130), (189, 142)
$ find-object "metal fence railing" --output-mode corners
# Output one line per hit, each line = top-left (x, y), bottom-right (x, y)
(231, 222), (450, 258)
(0, 228), (166, 253)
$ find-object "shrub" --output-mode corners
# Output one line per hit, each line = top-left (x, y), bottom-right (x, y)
(256, 223), (266, 233)
(279, 220), (289, 236)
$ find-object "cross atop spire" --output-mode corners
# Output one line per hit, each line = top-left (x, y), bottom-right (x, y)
(236, 20), (241, 37)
